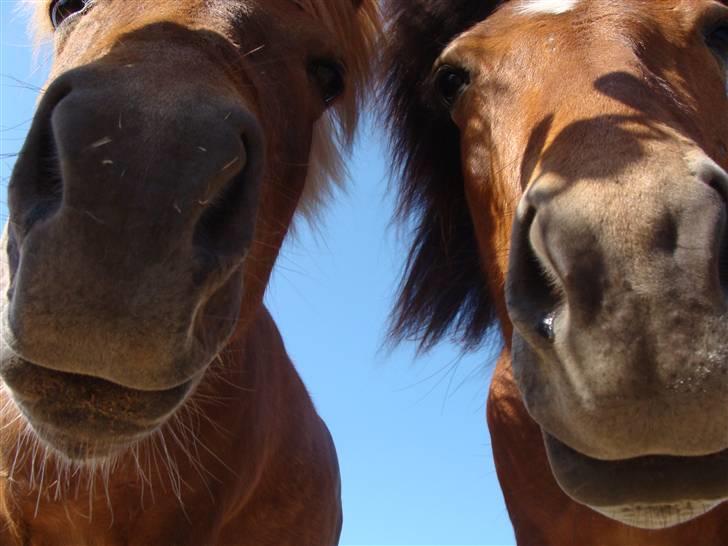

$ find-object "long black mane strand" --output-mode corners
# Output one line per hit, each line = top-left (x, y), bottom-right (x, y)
(381, 0), (503, 351)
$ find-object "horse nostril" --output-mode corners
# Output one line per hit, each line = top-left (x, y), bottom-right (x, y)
(8, 83), (72, 237)
(695, 158), (728, 296)
(696, 157), (728, 205)
(193, 130), (263, 275)
(194, 149), (247, 250)
(716, 187), (728, 296)
(525, 245), (560, 342)
(21, 126), (64, 233)
(537, 312), (556, 341)
(508, 206), (562, 343)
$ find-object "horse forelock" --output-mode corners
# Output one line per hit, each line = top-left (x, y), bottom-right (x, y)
(295, 0), (381, 222)
(18, 0), (53, 47)
(382, 0), (502, 351)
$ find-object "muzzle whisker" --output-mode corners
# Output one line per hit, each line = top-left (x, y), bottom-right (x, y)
(167, 415), (216, 500)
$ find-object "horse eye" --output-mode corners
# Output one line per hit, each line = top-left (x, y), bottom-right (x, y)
(309, 60), (346, 107)
(707, 25), (728, 73)
(50, 0), (88, 29)
(435, 65), (470, 108)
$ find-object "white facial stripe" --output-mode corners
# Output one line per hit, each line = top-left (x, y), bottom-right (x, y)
(516, 0), (580, 15)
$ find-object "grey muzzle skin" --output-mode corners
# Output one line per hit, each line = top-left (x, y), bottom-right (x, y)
(0, 38), (264, 459)
(506, 150), (728, 526)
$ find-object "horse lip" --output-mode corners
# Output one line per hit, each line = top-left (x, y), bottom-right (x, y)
(0, 357), (193, 458)
(0, 321), (206, 391)
(0, 354), (194, 400)
(543, 432), (728, 509)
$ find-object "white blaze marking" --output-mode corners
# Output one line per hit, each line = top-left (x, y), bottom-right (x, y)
(516, 0), (580, 15)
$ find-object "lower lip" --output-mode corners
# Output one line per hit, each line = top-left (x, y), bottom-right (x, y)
(543, 432), (728, 508)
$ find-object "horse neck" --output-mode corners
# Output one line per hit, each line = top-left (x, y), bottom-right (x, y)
(0, 305), (325, 538)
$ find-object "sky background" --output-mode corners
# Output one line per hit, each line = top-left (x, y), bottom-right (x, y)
(0, 2), (516, 544)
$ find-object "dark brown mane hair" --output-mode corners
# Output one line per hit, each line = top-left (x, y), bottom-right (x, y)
(382, 0), (503, 350)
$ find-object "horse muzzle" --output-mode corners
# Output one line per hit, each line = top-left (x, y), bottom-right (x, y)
(0, 32), (265, 460)
(506, 149), (728, 527)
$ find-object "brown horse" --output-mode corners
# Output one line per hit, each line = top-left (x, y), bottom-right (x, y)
(0, 1), (379, 544)
(383, 0), (728, 544)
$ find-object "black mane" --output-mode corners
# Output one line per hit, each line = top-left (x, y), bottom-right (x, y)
(382, 0), (503, 350)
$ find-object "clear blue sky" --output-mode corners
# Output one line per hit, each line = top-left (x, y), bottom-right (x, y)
(0, 3), (515, 544)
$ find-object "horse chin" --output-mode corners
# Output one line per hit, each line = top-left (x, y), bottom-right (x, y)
(29, 423), (152, 464)
(591, 501), (723, 530)
(542, 432), (728, 529)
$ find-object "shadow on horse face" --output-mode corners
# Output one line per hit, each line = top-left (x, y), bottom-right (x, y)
(386, 0), (728, 531)
(0, 1), (360, 462)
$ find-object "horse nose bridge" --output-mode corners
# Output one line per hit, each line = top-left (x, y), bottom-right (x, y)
(556, 188), (720, 293)
(52, 72), (256, 199)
